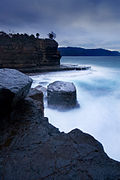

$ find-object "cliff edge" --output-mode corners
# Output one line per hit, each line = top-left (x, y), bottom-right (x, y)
(0, 32), (61, 71)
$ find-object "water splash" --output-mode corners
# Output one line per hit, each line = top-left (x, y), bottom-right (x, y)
(31, 56), (120, 161)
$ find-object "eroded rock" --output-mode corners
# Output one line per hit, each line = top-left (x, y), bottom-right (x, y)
(0, 68), (32, 117)
(0, 34), (61, 71)
(0, 94), (120, 179)
(0, 69), (120, 179)
(47, 81), (77, 109)
(35, 85), (47, 98)
(28, 88), (44, 116)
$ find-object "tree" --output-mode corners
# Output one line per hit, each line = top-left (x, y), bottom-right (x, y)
(48, 31), (56, 40)
(30, 34), (35, 40)
(36, 33), (40, 39)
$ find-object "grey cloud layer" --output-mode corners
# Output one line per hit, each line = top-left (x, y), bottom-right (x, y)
(0, 0), (120, 49)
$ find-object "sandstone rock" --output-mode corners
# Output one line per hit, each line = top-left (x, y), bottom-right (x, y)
(47, 81), (77, 109)
(35, 85), (47, 98)
(0, 33), (61, 72)
(0, 95), (120, 179)
(28, 88), (43, 102)
(28, 88), (44, 116)
(0, 68), (33, 116)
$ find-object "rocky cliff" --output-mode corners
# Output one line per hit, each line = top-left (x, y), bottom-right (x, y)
(0, 32), (61, 71)
(0, 69), (120, 179)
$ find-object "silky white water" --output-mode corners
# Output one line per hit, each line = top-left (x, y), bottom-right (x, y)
(31, 56), (120, 161)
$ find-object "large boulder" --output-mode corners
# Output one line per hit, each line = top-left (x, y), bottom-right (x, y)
(47, 81), (77, 109)
(0, 68), (33, 117)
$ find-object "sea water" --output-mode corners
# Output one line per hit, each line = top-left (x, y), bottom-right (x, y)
(31, 56), (120, 161)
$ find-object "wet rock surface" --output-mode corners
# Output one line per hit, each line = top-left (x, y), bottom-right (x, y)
(0, 68), (32, 103)
(47, 81), (77, 109)
(0, 98), (120, 180)
(28, 88), (44, 116)
(25, 64), (91, 73)
(35, 85), (47, 98)
(0, 68), (33, 126)
(0, 69), (120, 179)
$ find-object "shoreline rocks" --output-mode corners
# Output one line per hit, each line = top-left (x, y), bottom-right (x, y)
(0, 96), (120, 179)
(0, 68), (32, 123)
(34, 85), (47, 98)
(28, 88), (44, 116)
(47, 81), (77, 109)
(0, 68), (120, 179)
(24, 64), (91, 73)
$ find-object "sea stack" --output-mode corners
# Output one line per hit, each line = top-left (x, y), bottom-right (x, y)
(47, 81), (77, 109)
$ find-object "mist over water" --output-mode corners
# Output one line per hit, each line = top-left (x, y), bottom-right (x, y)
(31, 56), (120, 161)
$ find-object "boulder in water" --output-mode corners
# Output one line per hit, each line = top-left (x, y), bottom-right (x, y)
(47, 81), (77, 109)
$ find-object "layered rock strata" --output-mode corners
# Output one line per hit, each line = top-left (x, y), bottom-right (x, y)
(0, 33), (61, 71)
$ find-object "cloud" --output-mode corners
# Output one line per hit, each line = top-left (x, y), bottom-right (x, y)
(0, 0), (120, 49)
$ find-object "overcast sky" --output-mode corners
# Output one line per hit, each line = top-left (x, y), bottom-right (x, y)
(0, 0), (120, 50)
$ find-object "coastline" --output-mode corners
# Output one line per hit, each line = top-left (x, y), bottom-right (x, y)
(21, 64), (91, 75)
(31, 57), (120, 161)
(0, 66), (120, 179)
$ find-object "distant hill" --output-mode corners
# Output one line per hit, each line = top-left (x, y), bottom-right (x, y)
(58, 47), (120, 56)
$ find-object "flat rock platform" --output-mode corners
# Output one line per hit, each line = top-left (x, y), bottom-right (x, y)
(19, 64), (91, 73)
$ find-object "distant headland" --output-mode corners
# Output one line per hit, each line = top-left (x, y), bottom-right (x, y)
(0, 31), (90, 73)
(59, 47), (120, 56)
(0, 31), (61, 71)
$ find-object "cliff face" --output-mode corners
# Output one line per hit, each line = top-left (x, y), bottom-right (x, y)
(0, 33), (61, 70)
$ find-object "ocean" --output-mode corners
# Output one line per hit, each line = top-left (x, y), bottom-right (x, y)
(31, 56), (120, 161)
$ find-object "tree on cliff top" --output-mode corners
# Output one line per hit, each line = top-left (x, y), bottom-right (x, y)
(48, 32), (56, 40)
(36, 33), (40, 39)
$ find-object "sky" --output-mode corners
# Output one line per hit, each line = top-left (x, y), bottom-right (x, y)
(0, 0), (120, 50)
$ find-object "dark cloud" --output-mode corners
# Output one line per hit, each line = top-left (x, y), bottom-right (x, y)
(0, 0), (120, 50)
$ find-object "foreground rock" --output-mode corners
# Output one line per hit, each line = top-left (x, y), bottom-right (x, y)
(28, 88), (44, 116)
(35, 85), (47, 98)
(0, 69), (120, 179)
(0, 97), (120, 179)
(47, 81), (77, 109)
(0, 68), (32, 121)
